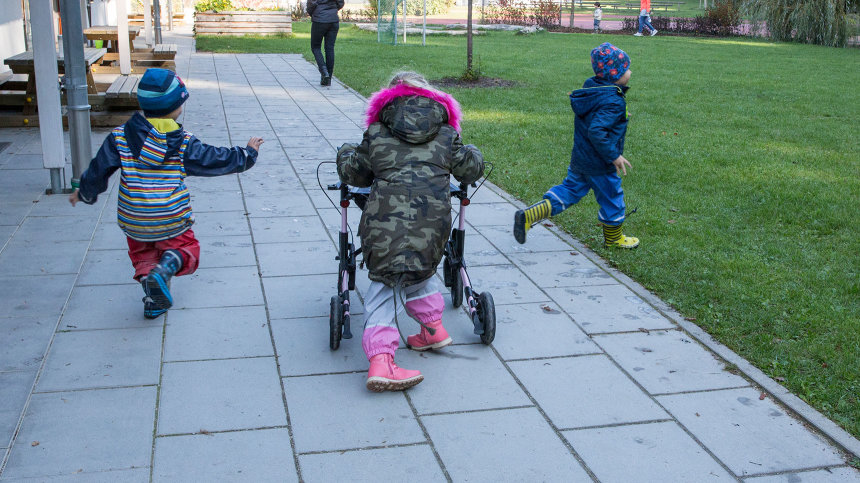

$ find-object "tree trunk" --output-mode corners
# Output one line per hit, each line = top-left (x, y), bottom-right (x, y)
(569, 0), (575, 28)
(466, 0), (473, 74)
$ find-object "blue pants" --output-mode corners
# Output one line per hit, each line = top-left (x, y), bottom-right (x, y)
(543, 168), (626, 226)
(638, 14), (655, 34)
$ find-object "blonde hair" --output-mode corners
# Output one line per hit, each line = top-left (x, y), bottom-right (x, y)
(388, 71), (434, 90)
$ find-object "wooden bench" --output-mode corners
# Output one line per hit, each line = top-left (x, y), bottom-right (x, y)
(93, 43), (177, 74)
(105, 75), (139, 101)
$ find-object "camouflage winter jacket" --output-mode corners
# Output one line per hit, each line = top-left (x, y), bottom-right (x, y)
(337, 85), (484, 287)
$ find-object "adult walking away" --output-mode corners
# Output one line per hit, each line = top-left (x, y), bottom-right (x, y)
(308, 0), (345, 86)
(635, 0), (658, 36)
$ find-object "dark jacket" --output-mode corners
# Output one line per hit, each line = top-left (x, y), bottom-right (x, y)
(569, 76), (629, 175)
(307, 0), (344, 23)
(337, 91), (484, 287)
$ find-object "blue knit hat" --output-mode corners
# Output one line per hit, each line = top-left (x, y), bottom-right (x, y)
(137, 68), (189, 117)
(591, 42), (631, 82)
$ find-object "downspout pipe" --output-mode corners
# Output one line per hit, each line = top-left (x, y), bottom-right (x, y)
(59, 0), (93, 191)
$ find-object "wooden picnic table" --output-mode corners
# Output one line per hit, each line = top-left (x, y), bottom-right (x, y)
(84, 25), (142, 53)
(2, 48), (107, 114)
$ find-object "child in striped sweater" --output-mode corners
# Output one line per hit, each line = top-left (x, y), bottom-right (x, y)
(69, 68), (263, 318)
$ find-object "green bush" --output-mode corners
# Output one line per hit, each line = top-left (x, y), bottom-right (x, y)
(195, 0), (234, 12)
(402, 0), (455, 16)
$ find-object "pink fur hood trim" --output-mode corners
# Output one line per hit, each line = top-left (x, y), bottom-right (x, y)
(365, 84), (462, 132)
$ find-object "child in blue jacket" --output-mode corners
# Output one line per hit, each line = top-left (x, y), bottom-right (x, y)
(514, 42), (639, 249)
(69, 68), (264, 318)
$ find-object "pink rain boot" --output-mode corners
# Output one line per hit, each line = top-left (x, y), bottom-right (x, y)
(406, 320), (452, 351)
(366, 353), (423, 392)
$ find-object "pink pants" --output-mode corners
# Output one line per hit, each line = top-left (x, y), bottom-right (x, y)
(126, 229), (200, 282)
(362, 277), (445, 359)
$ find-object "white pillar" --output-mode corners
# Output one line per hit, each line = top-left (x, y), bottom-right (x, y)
(116, 0), (131, 74)
(144, 0), (153, 46)
(30, 0), (66, 171)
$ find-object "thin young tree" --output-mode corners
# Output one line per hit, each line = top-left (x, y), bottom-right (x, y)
(743, 0), (855, 47)
(466, 0), (475, 78)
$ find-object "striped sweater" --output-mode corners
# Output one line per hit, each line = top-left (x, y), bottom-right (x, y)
(78, 112), (258, 241)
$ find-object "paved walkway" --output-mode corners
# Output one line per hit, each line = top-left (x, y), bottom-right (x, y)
(1, 25), (859, 482)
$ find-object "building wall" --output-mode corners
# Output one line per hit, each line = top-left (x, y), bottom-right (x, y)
(0, 0), (27, 74)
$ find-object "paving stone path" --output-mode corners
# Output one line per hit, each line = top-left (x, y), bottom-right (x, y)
(0, 24), (858, 482)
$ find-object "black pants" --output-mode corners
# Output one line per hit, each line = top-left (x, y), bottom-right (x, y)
(311, 21), (339, 76)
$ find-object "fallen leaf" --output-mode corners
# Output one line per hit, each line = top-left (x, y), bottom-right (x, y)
(569, 251), (578, 256)
(775, 376), (786, 383)
(667, 219), (676, 224)
(673, 132), (678, 136)
(542, 222), (553, 228)
(821, 362), (828, 368)
(540, 305), (559, 314)
(684, 317), (697, 321)
(661, 131), (666, 135)
(670, 207), (679, 212)
(31, 441), (39, 447)
(759, 392), (766, 400)
(695, 412), (700, 417)
(638, 327), (650, 334)
(198, 429), (212, 436)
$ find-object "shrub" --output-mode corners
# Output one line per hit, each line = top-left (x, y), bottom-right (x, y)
(290, 0), (306, 18)
(195, 0), (234, 12)
(483, 0), (528, 25)
(743, 0), (855, 47)
(531, 0), (560, 28)
(403, 0), (456, 16)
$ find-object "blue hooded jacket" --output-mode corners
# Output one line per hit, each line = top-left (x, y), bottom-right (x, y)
(569, 76), (629, 175)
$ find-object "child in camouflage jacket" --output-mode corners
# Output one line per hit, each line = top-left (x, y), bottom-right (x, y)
(337, 71), (484, 392)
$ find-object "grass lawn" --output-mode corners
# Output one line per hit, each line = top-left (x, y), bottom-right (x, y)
(197, 22), (860, 438)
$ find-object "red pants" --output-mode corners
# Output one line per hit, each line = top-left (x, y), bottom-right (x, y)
(127, 229), (200, 282)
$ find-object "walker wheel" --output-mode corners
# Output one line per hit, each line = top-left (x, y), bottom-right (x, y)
(329, 295), (343, 350)
(476, 292), (496, 345)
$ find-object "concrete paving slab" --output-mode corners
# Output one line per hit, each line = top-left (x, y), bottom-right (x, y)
(0, 275), (74, 319)
(35, 327), (162, 392)
(510, 355), (668, 429)
(12, 216), (98, 243)
(0, 318), (54, 372)
(0, 371), (36, 448)
(745, 467), (860, 482)
(459, 230), (510, 267)
(657, 387), (846, 477)
(423, 407), (591, 481)
(164, 306), (272, 362)
(491, 302), (601, 361)
(283, 372), (425, 453)
(256, 242), (338, 277)
(563, 421), (733, 481)
(158, 357), (286, 435)
(299, 444), (444, 483)
(271, 316), (367, 376)
(398, 344), (530, 415)
(0, 468), (150, 482)
(29, 194), (107, 217)
(263, 274), (363, 320)
(547, 284), (677, 334)
(170, 266), (264, 309)
(77, 249), (136, 286)
(465, 264), (552, 306)
(197, 234), (258, 269)
(243, 193), (317, 218)
(189, 189), (245, 213)
(59, 284), (158, 331)
(0, 240), (89, 276)
(594, 330), (749, 395)
(1, 387), (156, 479)
(250, 216), (330, 244)
(183, 174), (241, 193)
(89, 222), (126, 250)
(508, 250), (617, 288)
(477, 223), (572, 254)
(152, 428), (297, 482)
(0, 202), (34, 226)
(190, 211), (251, 238)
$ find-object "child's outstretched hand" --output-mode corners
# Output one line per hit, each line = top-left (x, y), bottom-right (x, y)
(69, 189), (80, 206)
(613, 155), (632, 176)
(247, 137), (264, 151)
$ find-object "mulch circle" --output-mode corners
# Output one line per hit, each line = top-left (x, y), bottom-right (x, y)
(433, 76), (518, 89)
